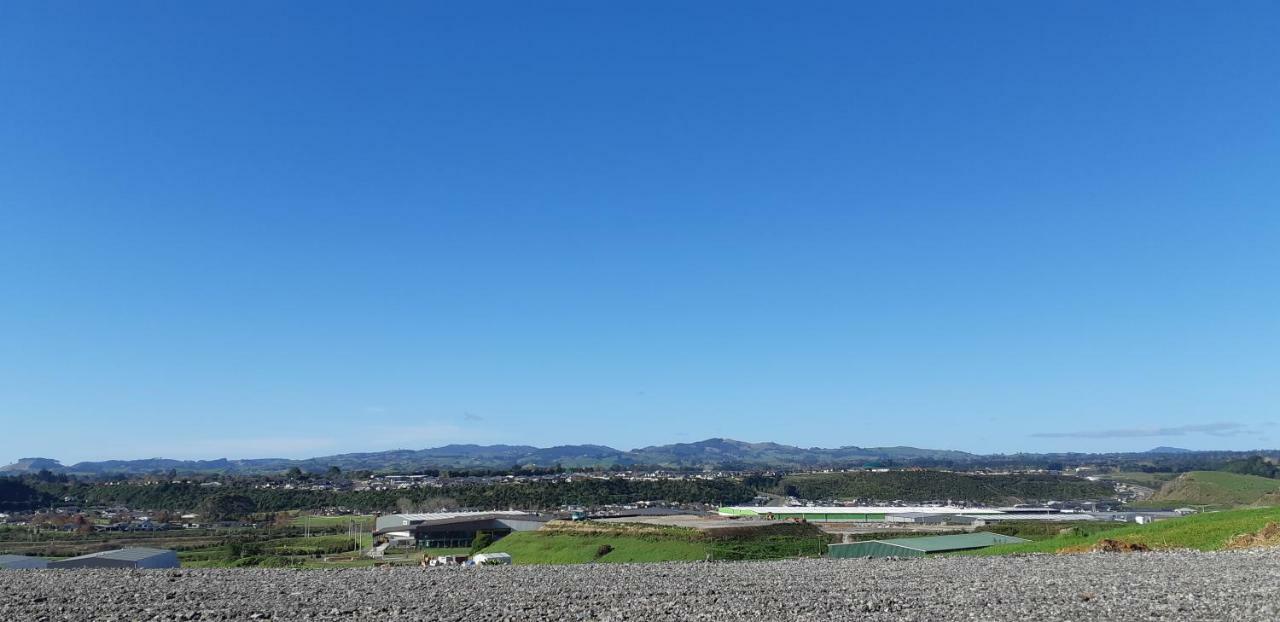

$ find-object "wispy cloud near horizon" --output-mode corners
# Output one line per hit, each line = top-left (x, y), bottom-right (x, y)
(1031, 422), (1256, 439)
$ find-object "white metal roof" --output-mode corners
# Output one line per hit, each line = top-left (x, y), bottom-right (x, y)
(58, 547), (175, 562)
(719, 506), (1006, 515)
(392, 510), (533, 522)
(955, 513), (1097, 521)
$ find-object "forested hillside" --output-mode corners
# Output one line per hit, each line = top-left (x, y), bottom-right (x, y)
(0, 478), (58, 511)
(42, 478), (756, 514)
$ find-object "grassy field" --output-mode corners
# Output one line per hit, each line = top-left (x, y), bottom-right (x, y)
(477, 520), (832, 564)
(1149, 471), (1280, 506)
(180, 532), (375, 568)
(961, 506), (1280, 555)
(982, 520), (1129, 542)
(479, 531), (708, 564)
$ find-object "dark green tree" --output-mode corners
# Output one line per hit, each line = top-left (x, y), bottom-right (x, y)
(470, 531), (494, 553)
(198, 493), (257, 521)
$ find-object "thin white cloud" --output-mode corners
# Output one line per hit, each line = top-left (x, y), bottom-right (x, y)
(1031, 422), (1254, 439)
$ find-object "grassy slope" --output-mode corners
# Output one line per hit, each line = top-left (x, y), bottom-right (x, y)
(1150, 471), (1280, 506)
(478, 520), (832, 564)
(478, 531), (707, 564)
(962, 506), (1280, 555)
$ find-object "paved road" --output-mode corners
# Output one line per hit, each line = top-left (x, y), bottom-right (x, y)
(3, 550), (1278, 620)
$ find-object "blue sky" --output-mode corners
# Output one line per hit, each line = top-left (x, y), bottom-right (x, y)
(2, 2), (1278, 463)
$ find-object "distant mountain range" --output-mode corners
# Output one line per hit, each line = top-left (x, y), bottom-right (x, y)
(0, 438), (1266, 476)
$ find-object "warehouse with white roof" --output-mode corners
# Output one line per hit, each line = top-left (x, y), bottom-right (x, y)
(717, 506), (1004, 522)
(374, 511), (550, 549)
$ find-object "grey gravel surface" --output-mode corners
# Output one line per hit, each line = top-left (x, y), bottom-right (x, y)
(3, 550), (1279, 621)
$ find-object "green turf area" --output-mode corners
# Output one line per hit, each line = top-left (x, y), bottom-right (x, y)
(477, 531), (708, 564)
(707, 534), (827, 559)
(1149, 471), (1280, 506)
(960, 506), (1280, 555)
(476, 520), (833, 564)
(266, 533), (372, 553)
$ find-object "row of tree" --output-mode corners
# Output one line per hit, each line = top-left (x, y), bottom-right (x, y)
(1220, 456), (1280, 479)
(14, 477), (756, 515)
(776, 471), (1115, 503)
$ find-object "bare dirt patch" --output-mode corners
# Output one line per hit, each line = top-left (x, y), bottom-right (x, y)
(1057, 539), (1151, 554)
(1225, 522), (1280, 549)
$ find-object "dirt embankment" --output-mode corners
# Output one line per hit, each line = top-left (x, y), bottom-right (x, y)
(1226, 522), (1280, 549)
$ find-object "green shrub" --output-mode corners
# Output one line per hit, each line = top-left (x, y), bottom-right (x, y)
(470, 531), (495, 554)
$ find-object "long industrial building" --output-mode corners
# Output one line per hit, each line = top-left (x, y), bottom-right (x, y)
(0, 554), (48, 570)
(828, 532), (1029, 558)
(373, 511), (550, 549)
(718, 506), (1004, 522)
(48, 547), (179, 569)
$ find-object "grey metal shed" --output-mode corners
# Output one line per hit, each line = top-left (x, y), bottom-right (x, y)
(48, 547), (179, 569)
(828, 532), (1029, 559)
(0, 554), (48, 569)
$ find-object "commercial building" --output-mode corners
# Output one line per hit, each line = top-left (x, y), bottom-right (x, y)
(718, 506), (1003, 522)
(48, 547), (179, 569)
(0, 554), (48, 570)
(373, 511), (550, 549)
(828, 532), (1029, 558)
(956, 513), (1098, 525)
(883, 512), (951, 525)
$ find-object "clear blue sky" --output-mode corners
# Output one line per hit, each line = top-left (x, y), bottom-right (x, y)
(2, 2), (1278, 463)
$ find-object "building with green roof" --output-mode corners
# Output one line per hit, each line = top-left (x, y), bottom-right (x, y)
(827, 532), (1028, 558)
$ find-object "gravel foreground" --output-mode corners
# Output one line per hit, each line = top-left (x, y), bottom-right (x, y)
(3, 550), (1279, 621)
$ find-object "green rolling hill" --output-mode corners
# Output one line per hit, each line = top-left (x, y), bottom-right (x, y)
(965, 506), (1280, 555)
(1149, 471), (1280, 507)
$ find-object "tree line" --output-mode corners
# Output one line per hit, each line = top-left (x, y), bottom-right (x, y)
(6, 477), (756, 514)
(776, 471), (1115, 503)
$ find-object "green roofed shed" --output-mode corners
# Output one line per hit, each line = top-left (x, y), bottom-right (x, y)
(828, 532), (1028, 558)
